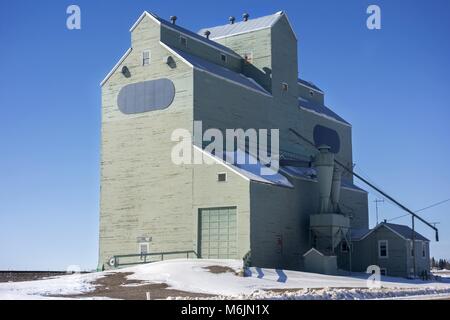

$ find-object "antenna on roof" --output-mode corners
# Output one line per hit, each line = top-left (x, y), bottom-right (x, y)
(170, 16), (177, 25)
(243, 13), (250, 22)
(204, 30), (211, 39)
(229, 16), (236, 24)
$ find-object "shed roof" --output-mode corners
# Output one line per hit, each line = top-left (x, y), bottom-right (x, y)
(164, 45), (271, 96)
(383, 223), (430, 242)
(198, 11), (285, 40)
(356, 222), (430, 242)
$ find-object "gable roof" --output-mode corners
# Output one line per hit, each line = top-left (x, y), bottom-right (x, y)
(357, 222), (430, 242)
(351, 228), (371, 241)
(383, 223), (430, 241)
(100, 48), (132, 86)
(303, 248), (324, 257)
(162, 43), (271, 96)
(298, 96), (350, 126)
(131, 11), (240, 58)
(198, 11), (287, 40)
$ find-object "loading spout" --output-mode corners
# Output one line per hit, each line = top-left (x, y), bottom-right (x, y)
(288, 127), (440, 242)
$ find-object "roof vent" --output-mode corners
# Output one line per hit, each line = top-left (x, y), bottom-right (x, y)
(170, 16), (177, 25)
(229, 16), (236, 24)
(243, 13), (250, 22)
(204, 30), (211, 39)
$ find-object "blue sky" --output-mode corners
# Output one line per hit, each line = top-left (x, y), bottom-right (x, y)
(0, 0), (449, 271)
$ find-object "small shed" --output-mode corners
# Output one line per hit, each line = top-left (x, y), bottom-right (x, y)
(303, 248), (338, 275)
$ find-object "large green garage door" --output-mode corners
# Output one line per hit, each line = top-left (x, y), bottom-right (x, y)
(199, 207), (237, 259)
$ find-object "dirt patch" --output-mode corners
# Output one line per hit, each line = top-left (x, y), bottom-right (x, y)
(0, 271), (73, 283)
(56, 272), (214, 300)
(203, 266), (238, 275)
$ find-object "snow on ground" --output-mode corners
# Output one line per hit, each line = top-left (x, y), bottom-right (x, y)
(125, 259), (450, 299)
(2, 259), (450, 300)
(0, 271), (106, 300)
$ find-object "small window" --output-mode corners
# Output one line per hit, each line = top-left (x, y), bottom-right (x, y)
(143, 50), (151, 66)
(217, 173), (227, 182)
(380, 268), (387, 276)
(243, 52), (253, 64)
(282, 82), (289, 92)
(341, 241), (349, 253)
(422, 242), (426, 258)
(220, 53), (227, 63)
(180, 36), (187, 47)
(410, 240), (414, 257)
(378, 240), (388, 258)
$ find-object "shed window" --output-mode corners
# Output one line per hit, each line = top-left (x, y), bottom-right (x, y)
(410, 240), (414, 257)
(142, 50), (151, 66)
(217, 173), (227, 182)
(220, 53), (227, 63)
(282, 82), (289, 92)
(180, 36), (187, 47)
(422, 242), (426, 258)
(378, 240), (388, 258)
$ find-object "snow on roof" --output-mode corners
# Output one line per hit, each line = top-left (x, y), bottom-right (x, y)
(280, 166), (366, 193)
(198, 12), (284, 40)
(298, 97), (350, 126)
(341, 179), (367, 193)
(298, 78), (323, 93)
(141, 12), (239, 58)
(227, 149), (293, 188)
(166, 45), (271, 96)
(280, 166), (316, 181)
(197, 146), (293, 188)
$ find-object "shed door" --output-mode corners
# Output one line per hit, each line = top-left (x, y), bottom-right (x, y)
(199, 207), (237, 259)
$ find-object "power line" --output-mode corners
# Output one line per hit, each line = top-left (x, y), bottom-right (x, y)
(387, 198), (450, 222)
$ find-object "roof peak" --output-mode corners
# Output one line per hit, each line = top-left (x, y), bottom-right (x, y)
(198, 11), (288, 40)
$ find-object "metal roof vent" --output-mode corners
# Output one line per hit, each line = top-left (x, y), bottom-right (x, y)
(243, 13), (250, 22)
(204, 30), (211, 39)
(170, 16), (177, 25)
(229, 16), (236, 24)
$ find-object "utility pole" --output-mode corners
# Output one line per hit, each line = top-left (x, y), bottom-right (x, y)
(374, 199), (384, 225)
(412, 216), (416, 278)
